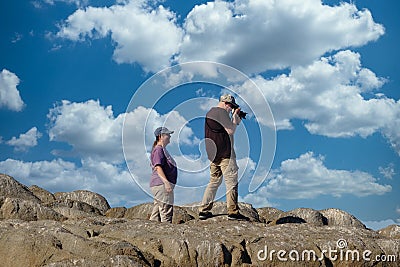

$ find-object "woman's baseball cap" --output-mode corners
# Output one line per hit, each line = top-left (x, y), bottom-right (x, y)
(154, 127), (174, 137)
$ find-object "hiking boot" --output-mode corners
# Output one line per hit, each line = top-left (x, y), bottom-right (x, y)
(199, 211), (213, 220)
(228, 213), (250, 221)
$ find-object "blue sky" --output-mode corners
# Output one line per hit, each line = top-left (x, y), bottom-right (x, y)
(0, 0), (399, 230)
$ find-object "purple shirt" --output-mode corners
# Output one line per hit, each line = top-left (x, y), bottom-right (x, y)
(150, 145), (177, 187)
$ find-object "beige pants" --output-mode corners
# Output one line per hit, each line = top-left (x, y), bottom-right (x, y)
(150, 184), (174, 223)
(199, 158), (239, 215)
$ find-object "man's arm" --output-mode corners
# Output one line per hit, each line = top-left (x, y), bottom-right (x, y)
(222, 109), (241, 135)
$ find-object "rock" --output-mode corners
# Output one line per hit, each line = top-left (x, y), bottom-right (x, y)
(44, 199), (103, 219)
(105, 207), (127, 218)
(0, 174), (398, 266)
(270, 208), (326, 226)
(256, 207), (284, 223)
(54, 190), (110, 214)
(0, 219), (153, 267)
(0, 173), (40, 203)
(378, 224), (400, 239)
(0, 197), (65, 221)
(320, 208), (366, 228)
(29, 185), (56, 204)
(125, 203), (195, 224)
(185, 201), (260, 222)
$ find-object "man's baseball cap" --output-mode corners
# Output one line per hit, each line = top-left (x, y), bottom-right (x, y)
(154, 127), (174, 137)
(220, 94), (239, 109)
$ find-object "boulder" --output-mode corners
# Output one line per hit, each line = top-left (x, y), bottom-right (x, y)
(29, 185), (56, 204)
(0, 197), (65, 221)
(184, 201), (260, 222)
(0, 219), (154, 267)
(256, 207), (284, 223)
(320, 208), (366, 228)
(105, 207), (127, 218)
(378, 224), (400, 239)
(270, 208), (326, 226)
(0, 173), (40, 203)
(44, 199), (103, 219)
(54, 190), (110, 214)
(125, 203), (194, 224)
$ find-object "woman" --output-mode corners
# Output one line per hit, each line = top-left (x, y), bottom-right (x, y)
(149, 126), (177, 223)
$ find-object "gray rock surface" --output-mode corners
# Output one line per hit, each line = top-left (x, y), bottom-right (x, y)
(0, 173), (399, 266)
(378, 224), (400, 239)
(54, 190), (111, 214)
(0, 173), (40, 203)
(29, 184), (56, 204)
(0, 197), (65, 221)
(44, 199), (103, 219)
(124, 203), (195, 224)
(320, 208), (366, 228)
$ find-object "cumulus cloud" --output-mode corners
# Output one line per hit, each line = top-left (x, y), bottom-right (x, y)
(47, 99), (198, 165)
(56, 0), (183, 72)
(55, 0), (383, 74)
(6, 127), (42, 152)
(0, 158), (147, 207)
(244, 152), (391, 201)
(48, 100), (125, 163)
(0, 69), (25, 112)
(233, 50), (400, 154)
(179, 0), (384, 74)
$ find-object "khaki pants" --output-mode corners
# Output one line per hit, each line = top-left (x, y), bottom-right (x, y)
(199, 158), (239, 215)
(150, 184), (174, 223)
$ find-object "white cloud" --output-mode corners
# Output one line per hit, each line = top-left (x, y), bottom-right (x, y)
(233, 50), (400, 154)
(179, 0), (384, 74)
(0, 69), (25, 112)
(6, 127), (42, 152)
(48, 100), (125, 163)
(56, 0), (183, 72)
(54, 0), (383, 75)
(246, 152), (391, 200)
(47, 99), (198, 163)
(0, 158), (148, 207)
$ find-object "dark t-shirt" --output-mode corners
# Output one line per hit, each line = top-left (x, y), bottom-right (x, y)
(205, 107), (236, 162)
(150, 145), (177, 187)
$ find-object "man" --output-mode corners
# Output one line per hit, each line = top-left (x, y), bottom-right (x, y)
(199, 94), (249, 221)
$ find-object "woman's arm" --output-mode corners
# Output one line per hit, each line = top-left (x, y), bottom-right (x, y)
(154, 165), (173, 192)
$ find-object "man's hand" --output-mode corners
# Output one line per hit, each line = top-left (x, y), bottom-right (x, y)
(232, 108), (242, 125)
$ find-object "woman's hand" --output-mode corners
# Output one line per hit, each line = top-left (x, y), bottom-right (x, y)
(164, 182), (173, 193)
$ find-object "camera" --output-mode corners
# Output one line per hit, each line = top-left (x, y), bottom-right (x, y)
(234, 108), (248, 120)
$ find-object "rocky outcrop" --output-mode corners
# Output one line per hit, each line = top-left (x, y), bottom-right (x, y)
(0, 197), (66, 221)
(379, 224), (400, 239)
(44, 199), (103, 219)
(0, 173), (40, 203)
(320, 208), (366, 228)
(54, 190), (110, 214)
(29, 185), (56, 204)
(0, 173), (399, 267)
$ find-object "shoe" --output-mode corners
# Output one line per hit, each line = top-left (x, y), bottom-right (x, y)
(199, 211), (213, 220)
(228, 213), (250, 221)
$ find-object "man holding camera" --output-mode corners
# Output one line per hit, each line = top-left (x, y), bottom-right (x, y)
(199, 94), (249, 221)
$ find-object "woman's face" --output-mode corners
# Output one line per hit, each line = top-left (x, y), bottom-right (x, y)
(161, 133), (171, 146)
